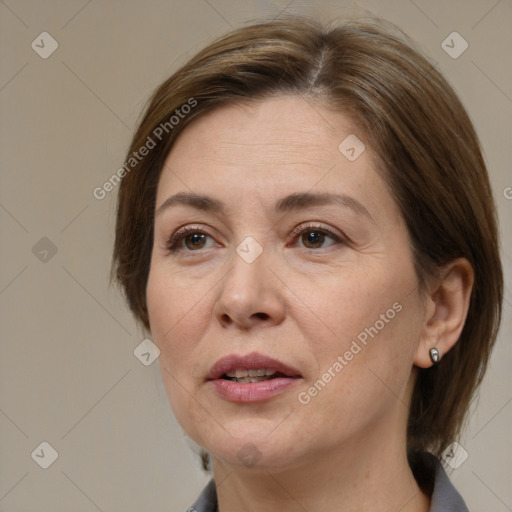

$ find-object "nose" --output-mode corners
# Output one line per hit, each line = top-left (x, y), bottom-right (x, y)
(213, 243), (286, 330)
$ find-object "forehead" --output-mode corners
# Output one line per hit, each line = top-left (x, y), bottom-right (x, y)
(166, 95), (362, 166)
(155, 95), (394, 222)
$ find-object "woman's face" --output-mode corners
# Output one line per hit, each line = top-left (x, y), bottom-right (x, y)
(147, 96), (428, 470)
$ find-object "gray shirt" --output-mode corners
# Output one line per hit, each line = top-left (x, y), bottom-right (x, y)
(186, 457), (469, 512)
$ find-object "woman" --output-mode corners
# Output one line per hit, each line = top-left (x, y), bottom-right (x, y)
(112, 16), (503, 511)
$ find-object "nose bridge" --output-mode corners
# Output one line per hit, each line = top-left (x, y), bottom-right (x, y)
(215, 234), (284, 327)
(223, 234), (268, 304)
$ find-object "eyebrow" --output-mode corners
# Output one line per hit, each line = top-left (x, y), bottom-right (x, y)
(155, 191), (372, 220)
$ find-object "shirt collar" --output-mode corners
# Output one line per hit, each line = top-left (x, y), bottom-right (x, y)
(189, 456), (469, 512)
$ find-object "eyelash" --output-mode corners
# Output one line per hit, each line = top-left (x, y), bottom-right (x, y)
(165, 223), (346, 253)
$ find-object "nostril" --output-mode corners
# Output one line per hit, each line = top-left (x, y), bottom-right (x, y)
(220, 313), (236, 325)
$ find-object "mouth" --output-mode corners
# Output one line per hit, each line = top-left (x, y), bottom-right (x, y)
(222, 368), (291, 383)
(207, 352), (302, 403)
(207, 352), (302, 382)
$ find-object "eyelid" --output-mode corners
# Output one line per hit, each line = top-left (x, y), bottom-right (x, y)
(291, 222), (345, 241)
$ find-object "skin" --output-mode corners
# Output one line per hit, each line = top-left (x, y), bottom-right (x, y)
(146, 96), (474, 512)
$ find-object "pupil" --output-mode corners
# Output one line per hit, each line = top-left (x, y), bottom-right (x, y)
(187, 233), (205, 249)
(305, 231), (323, 247)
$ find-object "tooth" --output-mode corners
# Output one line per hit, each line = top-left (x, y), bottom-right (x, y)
(232, 375), (273, 383)
(248, 369), (267, 377)
(226, 369), (279, 379)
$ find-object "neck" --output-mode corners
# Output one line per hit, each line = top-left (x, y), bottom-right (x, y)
(212, 423), (430, 512)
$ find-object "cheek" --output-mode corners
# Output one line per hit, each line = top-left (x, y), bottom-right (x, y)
(298, 262), (422, 402)
(146, 264), (213, 373)
(295, 265), (406, 348)
(146, 265), (214, 438)
(148, 259), (205, 330)
(306, 285), (423, 428)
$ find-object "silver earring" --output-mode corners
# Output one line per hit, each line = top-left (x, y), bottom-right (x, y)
(429, 347), (441, 364)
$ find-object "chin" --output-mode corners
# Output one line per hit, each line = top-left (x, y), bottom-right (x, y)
(191, 421), (301, 470)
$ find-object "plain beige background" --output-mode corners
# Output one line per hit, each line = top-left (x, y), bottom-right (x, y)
(1, 0), (510, 510)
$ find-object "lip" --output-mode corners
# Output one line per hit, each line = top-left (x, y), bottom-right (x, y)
(207, 352), (302, 403)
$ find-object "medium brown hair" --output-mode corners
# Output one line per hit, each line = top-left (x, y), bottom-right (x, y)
(112, 16), (503, 467)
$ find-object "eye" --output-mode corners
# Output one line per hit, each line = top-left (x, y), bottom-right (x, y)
(291, 223), (344, 250)
(166, 225), (217, 253)
(165, 223), (346, 254)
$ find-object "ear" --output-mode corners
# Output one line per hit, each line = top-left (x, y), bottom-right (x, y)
(414, 258), (474, 368)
